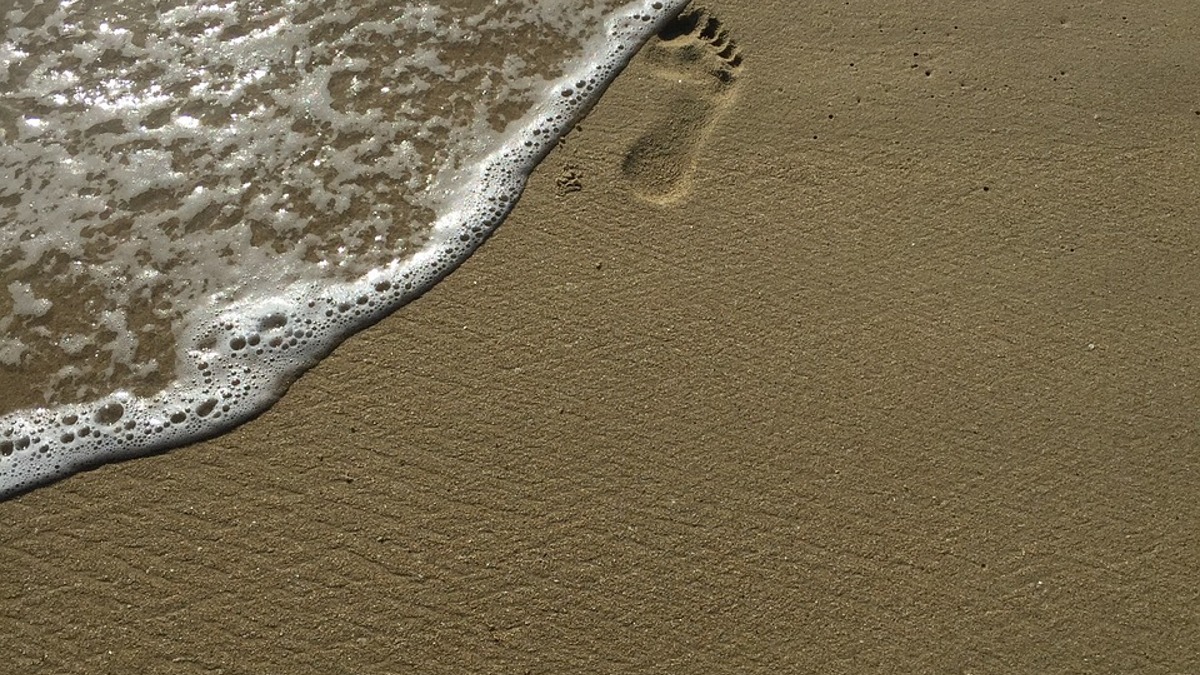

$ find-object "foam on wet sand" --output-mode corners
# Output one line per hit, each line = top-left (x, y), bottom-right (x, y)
(0, 0), (687, 497)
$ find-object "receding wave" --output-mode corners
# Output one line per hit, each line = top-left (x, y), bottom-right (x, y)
(0, 0), (686, 497)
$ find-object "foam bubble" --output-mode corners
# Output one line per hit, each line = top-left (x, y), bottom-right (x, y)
(0, 0), (687, 497)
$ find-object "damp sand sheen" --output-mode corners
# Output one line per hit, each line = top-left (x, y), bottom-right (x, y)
(0, 0), (689, 497)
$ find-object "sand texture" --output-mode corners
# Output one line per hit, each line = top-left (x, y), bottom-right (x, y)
(3, 0), (1199, 672)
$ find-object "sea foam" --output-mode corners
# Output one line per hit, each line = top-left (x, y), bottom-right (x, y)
(0, 0), (686, 498)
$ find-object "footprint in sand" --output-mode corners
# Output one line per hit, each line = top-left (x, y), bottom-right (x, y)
(622, 7), (743, 204)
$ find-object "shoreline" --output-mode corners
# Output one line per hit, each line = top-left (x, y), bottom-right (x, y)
(0, 0), (688, 497)
(3, 1), (1198, 672)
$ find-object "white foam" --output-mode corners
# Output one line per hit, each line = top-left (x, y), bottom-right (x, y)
(7, 280), (51, 317)
(0, 0), (686, 497)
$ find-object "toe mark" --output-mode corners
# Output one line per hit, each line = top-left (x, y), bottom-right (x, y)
(656, 7), (744, 78)
(658, 9), (702, 41)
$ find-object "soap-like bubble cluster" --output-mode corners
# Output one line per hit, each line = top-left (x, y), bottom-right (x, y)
(0, 0), (687, 497)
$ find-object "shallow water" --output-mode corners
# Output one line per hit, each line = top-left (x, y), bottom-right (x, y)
(0, 0), (685, 497)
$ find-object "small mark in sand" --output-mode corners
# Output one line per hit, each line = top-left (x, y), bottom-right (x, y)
(556, 164), (584, 195)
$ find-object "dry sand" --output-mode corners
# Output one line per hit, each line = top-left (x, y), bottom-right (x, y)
(3, 0), (1199, 672)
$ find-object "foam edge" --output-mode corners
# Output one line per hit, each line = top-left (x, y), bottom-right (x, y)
(0, 0), (689, 499)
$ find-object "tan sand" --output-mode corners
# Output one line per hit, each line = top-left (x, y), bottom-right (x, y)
(3, 1), (1199, 672)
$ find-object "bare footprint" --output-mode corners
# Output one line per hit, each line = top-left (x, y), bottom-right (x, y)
(621, 7), (743, 204)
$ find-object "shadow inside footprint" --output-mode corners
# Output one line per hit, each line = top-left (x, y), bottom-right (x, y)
(622, 95), (710, 201)
(621, 7), (743, 204)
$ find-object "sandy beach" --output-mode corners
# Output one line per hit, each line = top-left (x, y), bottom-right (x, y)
(3, 0), (1199, 672)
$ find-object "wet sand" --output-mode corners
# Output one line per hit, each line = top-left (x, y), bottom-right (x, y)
(3, 1), (1199, 672)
